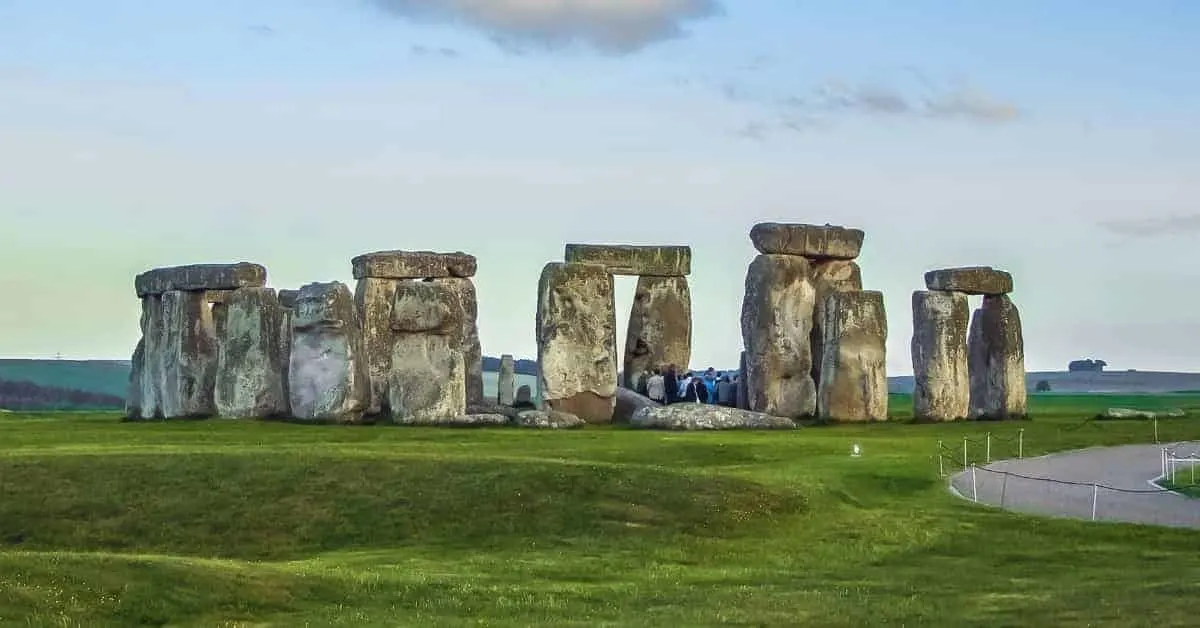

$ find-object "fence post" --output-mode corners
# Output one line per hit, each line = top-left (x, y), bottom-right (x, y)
(986, 432), (992, 463)
(971, 465), (978, 502)
(1191, 462), (1195, 485)
(1091, 484), (1099, 521)
(963, 438), (969, 468)
(937, 440), (944, 477)
(1154, 416), (1159, 444)
(1000, 472), (1008, 507)
(1162, 448), (1167, 478)
(1018, 429), (1024, 459)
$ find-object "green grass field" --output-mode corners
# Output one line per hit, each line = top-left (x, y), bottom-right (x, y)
(2, 393), (1200, 626)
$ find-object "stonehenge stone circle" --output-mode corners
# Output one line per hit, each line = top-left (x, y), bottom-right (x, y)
(214, 287), (287, 419)
(817, 290), (888, 422)
(497, 354), (516, 406)
(911, 266), (1025, 421)
(289, 281), (369, 423)
(536, 261), (618, 423)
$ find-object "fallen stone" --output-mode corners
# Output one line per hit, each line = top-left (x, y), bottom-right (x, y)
(967, 295), (1027, 419)
(564, 244), (691, 276)
(925, 266), (1013, 295)
(536, 262), (617, 424)
(629, 404), (796, 430)
(740, 254), (817, 418)
(158, 290), (219, 418)
(214, 287), (287, 419)
(623, 275), (692, 392)
(911, 290), (970, 421)
(467, 401), (522, 421)
(440, 413), (510, 427)
(289, 282), (369, 423)
(749, 223), (864, 260)
(809, 261), (863, 388)
(351, 250), (477, 280)
(1100, 408), (1186, 420)
(497, 354), (516, 406)
(613, 387), (661, 423)
(515, 409), (586, 429)
(817, 290), (888, 422)
(135, 262), (266, 297)
(355, 278), (399, 416)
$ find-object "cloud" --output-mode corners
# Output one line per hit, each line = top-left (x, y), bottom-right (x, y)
(369, 0), (722, 54)
(410, 45), (461, 58)
(1096, 214), (1200, 238)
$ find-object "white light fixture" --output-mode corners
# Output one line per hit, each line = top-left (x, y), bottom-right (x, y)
(851, 443), (862, 457)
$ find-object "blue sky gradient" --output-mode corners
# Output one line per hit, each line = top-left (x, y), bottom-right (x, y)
(1, 1), (1198, 373)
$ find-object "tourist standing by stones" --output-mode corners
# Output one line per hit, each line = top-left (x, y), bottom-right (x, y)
(716, 375), (736, 407)
(683, 375), (709, 403)
(663, 364), (679, 405)
(646, 368), (666, 403)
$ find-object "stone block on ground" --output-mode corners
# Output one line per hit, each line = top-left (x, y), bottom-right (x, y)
(158, 290), (219, 418)
(629, 404), (797, 430)
(613, 387), (661, 423)
(536, 262), (617, 424)
(288, 282), (369, 423)
(924, 266), (1013, 295)
(214, 287), (287, 419)
(135, 262), (266, 297)
(623, 275), (692, 392)
(911, 290), (970, 421)
(809, 260), (863, 388)
(564, 244), (691, 276)
(749, 223), (864, 260)
(351, 250), (477, 279)
(740, 254), (817, 418)
(817, 290), (888, 422)
(967, 294), (1027, 419)
(515, 409), (586, 429)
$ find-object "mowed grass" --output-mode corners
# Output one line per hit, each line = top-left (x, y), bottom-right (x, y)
(3, 394), (1200, 626)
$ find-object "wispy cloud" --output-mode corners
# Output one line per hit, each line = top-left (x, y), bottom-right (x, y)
(369, 0), (722, 55)
(410, 45), (461, 58)
(1096, 214), (1200, 238)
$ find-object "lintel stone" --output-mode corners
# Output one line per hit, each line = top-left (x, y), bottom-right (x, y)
(351, 250), (477, 280)
(749, 223), (864, 260)
(563, 244), (691, 276)
(925, 266), (1013, 295)
(135, 263), (266, 297)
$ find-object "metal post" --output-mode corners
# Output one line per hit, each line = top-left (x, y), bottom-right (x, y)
(971, 465), (978, 502)
(1154, 417), (1159, 443)
(1191, 462), (1195, 485)
(963, 438), (968, 468)
(1000, 472), (1008, 507)
(937, 440), (944, 477)
(1091, 484), (1099, 521)
(986, 432), (992, 463)
(1018, 429), (1024, 459)
(1162, 448), (1167, 478)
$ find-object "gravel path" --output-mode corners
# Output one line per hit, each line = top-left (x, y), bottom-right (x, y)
(949, 442), (1200, 528)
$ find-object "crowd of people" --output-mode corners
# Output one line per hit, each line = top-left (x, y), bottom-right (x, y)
(642, 365), (739, 407)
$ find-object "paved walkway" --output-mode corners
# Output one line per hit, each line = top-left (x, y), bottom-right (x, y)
(949, 442), (1200, 529)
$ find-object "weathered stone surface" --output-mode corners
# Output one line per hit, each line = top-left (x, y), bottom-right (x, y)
(125, 337), (145, 419)
(278, 289), (300, 309)
(740, 254), (817, 419)
(355, 278), (398, 416)
(214, 288), (287, 419)
(440, 278), (483, 405)
(925, 267), (1013, 295)
(515, 409), (586, 429)
(817, 291), (888, 422)
(514, 385), (534, 407)
(967, 295), (1027, 419)
(388, 334), (466, 424)
(564, 244), (691, 276)
(623, 275), (692, 392)
(289, 282), (369, 423)
(497, 354), (516, 405)
(1101, 408), (1184, 420)
(158, 290), (219, 418)
(629, 404), (797, 430)
(467, 401), (522, 421)
(613, 387), (661, 423)
(536, 262), (617, 424)
(810, 261), (863, 388)
(749, 223), (864, 260)
(442, 413), (510, 427)
(135, 263), (266, 297)
(278, 300), (293, 417)
(391, 280), (462, 335)
(911, 291), (970, 421)
(351, 250), (477, 280)
(136, 296), (164, 419)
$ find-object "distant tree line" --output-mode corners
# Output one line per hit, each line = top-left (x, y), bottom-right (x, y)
(481, 356), (538, 376)
(0, 379), (125, 411)
(1068, 359), (1107, 373)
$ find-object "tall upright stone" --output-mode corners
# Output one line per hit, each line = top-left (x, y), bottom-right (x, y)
(817, 291), (888, 421)
(214, 287), (287, 419)
(355, 278), (400, 416)
(387, 279), (467, 423)
(125, 337), (146, 419)
(810, 261), (863, 388)
(158, 290), (219, 418)
(497, 354), (516, 406)
(740, 254), (817, 418)
(536, 262), (617, 424)
(968, 295), (1027, 419)
(623, 275), (692, 392)
(277, 289), (297, 416)
(289, 282), (369, 423)
(442, 278), (483, 406)
(911, 290), (969, 421)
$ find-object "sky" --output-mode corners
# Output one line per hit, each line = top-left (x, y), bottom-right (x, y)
(1, 0), (1199, 374)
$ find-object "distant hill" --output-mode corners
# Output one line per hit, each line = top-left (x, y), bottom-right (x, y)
(0, 359), (130, 399)
(888, 370), (1200, 395)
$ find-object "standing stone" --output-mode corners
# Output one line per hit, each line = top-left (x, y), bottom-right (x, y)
(355, 277), (400, 416)
(278, 297), (293, 417)
(388, 279), (467, 423)
(740, 254), (817, 418)
(137, 296), (165, 419)
(810, 261), (863, 389)
(817, 291), (888, 421)
(441, 278), (484, 405)
(911, 290), (970, 421)
(289, 282), (369, 423)
(623, 275), (692, 393)
(536, 262), (617, 424)
(125, 337), (145, 419)
(514, 385), (533, 407)
(214, 288), (286, 419)
(498, 354), (516, 406)
(968, 295), (1028, 419)
(158, 290), (219, 419)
